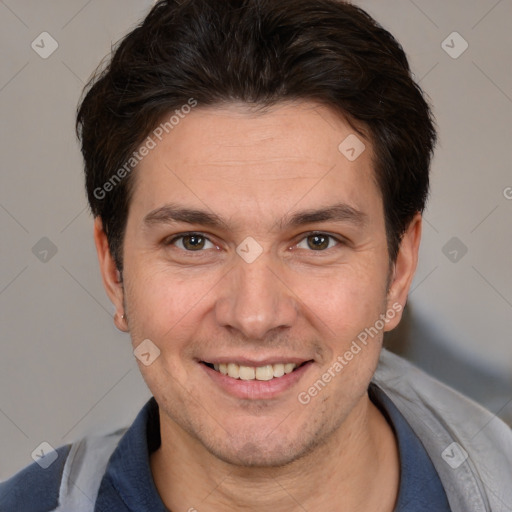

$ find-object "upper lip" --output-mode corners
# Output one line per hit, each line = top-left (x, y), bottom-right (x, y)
(200, 357), (313, 366)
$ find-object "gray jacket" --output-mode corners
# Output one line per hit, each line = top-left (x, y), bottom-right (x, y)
(374, 349), (512, 511)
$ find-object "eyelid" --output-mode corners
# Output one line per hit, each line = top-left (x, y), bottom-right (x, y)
(165, 232), (217, 250)
(164, 230), (347, 252)
(294, 231), (346, 250)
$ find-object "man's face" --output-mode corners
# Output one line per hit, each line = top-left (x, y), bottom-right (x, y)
(104, 102), (410, 466)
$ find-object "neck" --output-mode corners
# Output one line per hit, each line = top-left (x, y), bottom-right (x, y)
(150, 393), (400, 512)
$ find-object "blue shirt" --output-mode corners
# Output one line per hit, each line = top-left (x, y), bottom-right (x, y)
(0, 384), (452, 511)
(369, 384), (452, 511)
(94, 384), (451, 511)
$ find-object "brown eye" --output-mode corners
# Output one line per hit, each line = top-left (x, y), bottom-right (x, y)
(169, 233), (215, 251)
(307, 234), (330, 250)
(295, 233), (340, 251)
(182, 234), (205, 250)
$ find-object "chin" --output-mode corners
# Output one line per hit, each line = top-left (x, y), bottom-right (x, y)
(202, 431), (320, 468)
(212, 444), (296, 468)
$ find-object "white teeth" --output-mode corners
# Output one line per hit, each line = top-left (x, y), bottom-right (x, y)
(239, 366), (256, 380)
(210, 362), (299, 380)
(255, 365), (274, 381)
(284, 363), (296, 374)
(227, 363), (240, 379)
(273, 363), (285, 378)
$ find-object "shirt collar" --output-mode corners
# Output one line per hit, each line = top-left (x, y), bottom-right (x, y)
(98, 396), (167, 511)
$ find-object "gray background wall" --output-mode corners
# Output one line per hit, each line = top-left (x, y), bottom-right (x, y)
(1, 0), (511, 480)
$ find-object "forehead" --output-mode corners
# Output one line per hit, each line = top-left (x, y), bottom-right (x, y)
(129, 101), (382, 229)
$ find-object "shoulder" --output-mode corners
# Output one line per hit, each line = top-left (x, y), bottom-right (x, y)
(0, 428), (127, 512)
(373, 349), (512, 510)
(374, 348), (512, 441)
(0, 444), (72, 512)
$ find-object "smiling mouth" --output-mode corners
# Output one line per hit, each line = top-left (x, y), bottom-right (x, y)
(202, 361), (311, 381)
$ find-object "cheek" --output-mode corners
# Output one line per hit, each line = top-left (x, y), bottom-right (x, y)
(298, 264), (388, 337)
(124, 264), (212, 343)
(124, 269), (207, 396)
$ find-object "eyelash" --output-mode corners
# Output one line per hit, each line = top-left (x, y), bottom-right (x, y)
(165, 232), (345, 253)
(166, 233), (218, 252)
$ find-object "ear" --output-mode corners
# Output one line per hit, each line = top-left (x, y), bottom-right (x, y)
(384, 213), (422, 331)
(93, 217), (128, 332)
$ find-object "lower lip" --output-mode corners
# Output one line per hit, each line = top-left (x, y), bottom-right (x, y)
(201, 362), (314, 400)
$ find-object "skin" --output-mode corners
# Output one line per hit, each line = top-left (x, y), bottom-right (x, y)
(94, 101), (422, 511)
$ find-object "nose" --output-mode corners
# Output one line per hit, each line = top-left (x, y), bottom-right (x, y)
(214, 253), (298, 341)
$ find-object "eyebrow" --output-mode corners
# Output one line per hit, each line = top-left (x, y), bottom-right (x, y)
(143, 204), (230, 230)
(143, 202), (368, 231)
(280, 203), (367, 230)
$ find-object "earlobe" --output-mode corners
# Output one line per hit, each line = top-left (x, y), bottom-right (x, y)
(93, 217), (128, 332)
(113, 310), (128, 332)
(384, 213), (422, 331)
